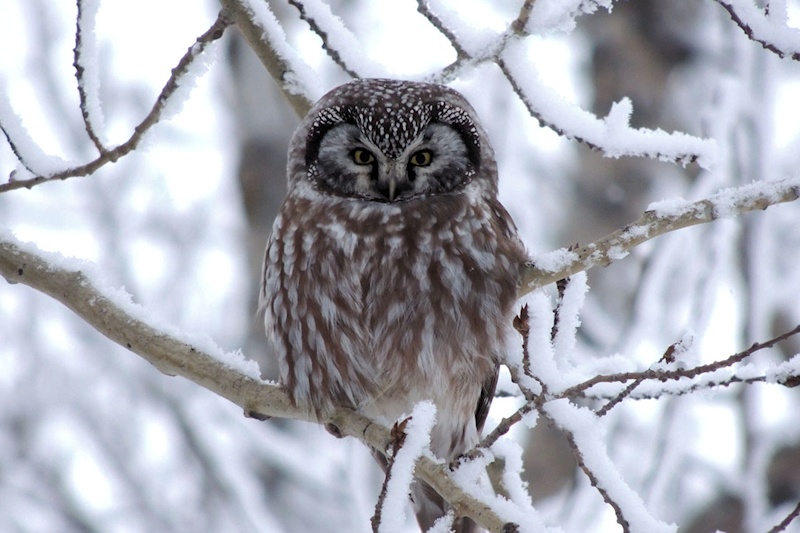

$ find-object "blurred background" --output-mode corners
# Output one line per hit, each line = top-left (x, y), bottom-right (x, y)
(1, 0), (800, 531)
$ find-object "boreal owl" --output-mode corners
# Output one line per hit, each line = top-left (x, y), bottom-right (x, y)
(261, 78), (528, 532)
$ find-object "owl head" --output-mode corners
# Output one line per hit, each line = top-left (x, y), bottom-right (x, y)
(287, 79), (498, 203)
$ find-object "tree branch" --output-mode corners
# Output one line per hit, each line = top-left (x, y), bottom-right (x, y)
(0, 11), (232, 194)
(286, 0), (361, 79)
(715, 0), (800, 61)
(0, 233), (508, 532)
(74, 0), (106, 153)
(218, 0), (315, 118)
(518, 177), (800, 296)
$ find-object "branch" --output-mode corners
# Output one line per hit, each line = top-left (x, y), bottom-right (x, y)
(74, 0), (106, 153)
(286, 0), (361, 78)
(518, 177), (800, 296)
(715, 0), (800, 61)
(564, 323), (800, 401)
(0, 11), (232, 194)
(767, 499), (800, 533)
(218, 0), (316, 118)
(417, 0), (715, 165)
(0, 233), (508, 532)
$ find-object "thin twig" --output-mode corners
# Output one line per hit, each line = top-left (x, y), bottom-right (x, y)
(563, 324), (800, 398)
(73, 0), (105, 153)
(715, 0), (800, 61)
(596, 377), (644, 417)
(415, 0), (470, 59)
(0, 11), (232, 193)
(558, 423), (631, 533)
(767, 499), (800, 533)
(478, 402), (539, 452)
(287, 0), (360, 78)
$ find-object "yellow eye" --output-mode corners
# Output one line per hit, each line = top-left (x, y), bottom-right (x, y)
(352, 149), (375, 165)
(409, 150), (433, 167)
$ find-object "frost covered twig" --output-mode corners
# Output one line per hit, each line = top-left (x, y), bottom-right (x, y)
(0, 11), (232, 194)
(715, 0), (800, 61)
(564, 323), (800, 401)
(74, 0), (105, 153)
(519, 177), (800, 296)
(417, 0), (715, 165)
(286, 0), (360, 78)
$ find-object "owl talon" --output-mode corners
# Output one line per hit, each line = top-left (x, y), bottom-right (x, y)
(389, 416), (411, 456)
(325, 423), (344, 438)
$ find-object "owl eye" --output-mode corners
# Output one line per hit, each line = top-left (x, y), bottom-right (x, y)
(409, 150), (433, 167)
(352, 149), (375, 165)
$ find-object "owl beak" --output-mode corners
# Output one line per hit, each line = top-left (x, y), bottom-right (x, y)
(377, 163), (405, 202)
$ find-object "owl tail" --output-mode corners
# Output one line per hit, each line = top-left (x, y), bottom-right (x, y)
(411, 479), (483, 533)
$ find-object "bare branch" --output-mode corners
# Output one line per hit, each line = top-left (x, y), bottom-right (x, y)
(556, 419), (631, 533)
(715, 0), (800, 61)
(0, 11), (232, 194)
(767, 499), (800, 533)
(519, 177), (800, 296)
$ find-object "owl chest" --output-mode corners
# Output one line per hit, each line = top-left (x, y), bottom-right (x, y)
(300, 214), (504, 375)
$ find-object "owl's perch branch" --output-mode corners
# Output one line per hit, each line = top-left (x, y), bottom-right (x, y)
(0, 235), (507, 532)
(2, 177), (799, 531)
(518, 177), (800, 297)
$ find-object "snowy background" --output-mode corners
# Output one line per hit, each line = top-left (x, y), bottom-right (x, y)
(2, 0), (800, 531)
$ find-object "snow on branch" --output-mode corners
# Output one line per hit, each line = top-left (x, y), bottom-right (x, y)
(0, 232), (510, 532)
(416, 0), (717, 166)
(544, 400), (676, 533)
(74, 0), (105, 153)
(519, 177), (800, 295)
(286, 0), (384, 79)
(715, 0), (800, 61)
(219, 0), (319, 116)
(0, 11), (232, 194)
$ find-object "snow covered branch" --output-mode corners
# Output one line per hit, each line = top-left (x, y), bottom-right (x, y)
(218, 0), (319, 116)
(74, 0), (105, 153)
(0, 232), (510, 532)
(417, 0), (717, 166)
(715, 0), (800, 61)
(0, 11), (231, 193)
(519, 177), (800, 295)
(3, 171), (798, 531)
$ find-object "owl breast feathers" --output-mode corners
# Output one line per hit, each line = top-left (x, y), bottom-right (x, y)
(261, 78), (527, 531)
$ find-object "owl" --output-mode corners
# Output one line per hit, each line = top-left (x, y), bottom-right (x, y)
(261, 79), (528, 532)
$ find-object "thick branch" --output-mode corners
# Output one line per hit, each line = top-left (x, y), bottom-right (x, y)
(519, 178), (800, 296)
(0, 234), (507, 532)
(218, 0), (314, 117)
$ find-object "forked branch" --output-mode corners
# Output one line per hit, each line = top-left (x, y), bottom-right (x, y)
(0, 11), (232, 194)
